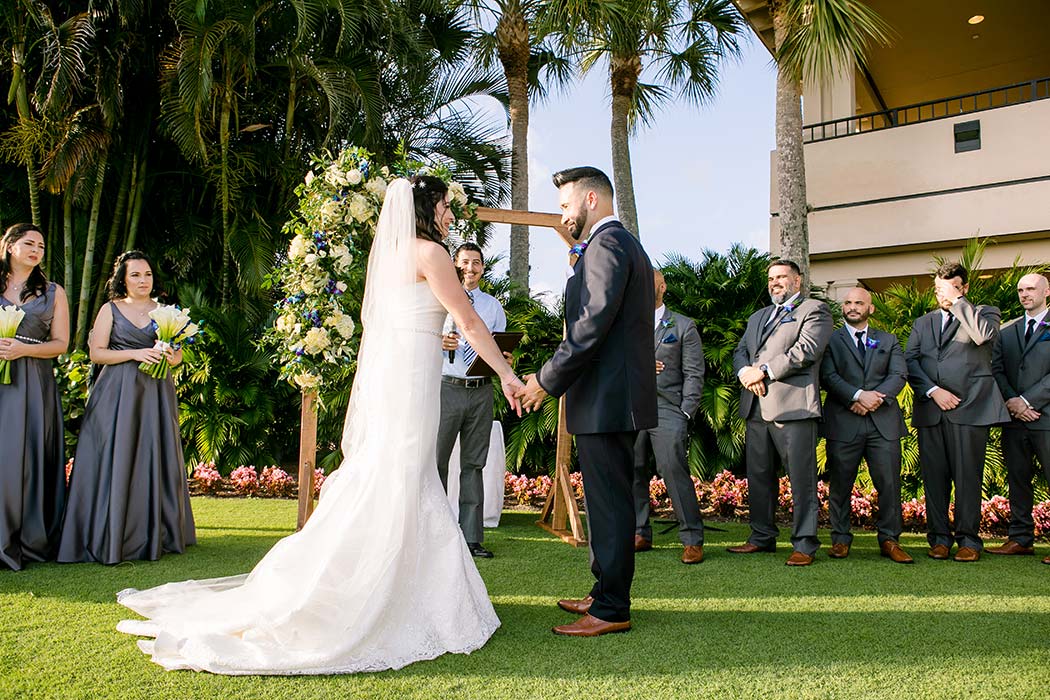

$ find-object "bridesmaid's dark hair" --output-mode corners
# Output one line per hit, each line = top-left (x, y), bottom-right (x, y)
(107, 250), (156, 300)
(410, 175), (449, 247)
(0, 223), (49, 302)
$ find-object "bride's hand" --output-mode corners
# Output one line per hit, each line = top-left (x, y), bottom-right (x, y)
(501, 375), (525, 417)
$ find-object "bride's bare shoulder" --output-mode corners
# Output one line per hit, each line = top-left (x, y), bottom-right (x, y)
(415, 239), (451, 274)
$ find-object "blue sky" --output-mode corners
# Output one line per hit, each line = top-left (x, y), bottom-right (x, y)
(482, 35), (778, 299)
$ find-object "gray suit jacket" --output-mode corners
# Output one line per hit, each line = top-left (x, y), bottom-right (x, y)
(905, 298), (1009, 427)
(654, 308), (705, 419)
(732, 297), (833, 422)
(820, 326), (908, 441)
(993, 314), (1050, 431)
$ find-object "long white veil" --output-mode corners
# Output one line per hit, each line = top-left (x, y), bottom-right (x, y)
(334, 177), (418, 474)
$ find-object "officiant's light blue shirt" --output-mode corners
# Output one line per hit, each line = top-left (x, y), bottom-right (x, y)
(442, 287), (507, 378)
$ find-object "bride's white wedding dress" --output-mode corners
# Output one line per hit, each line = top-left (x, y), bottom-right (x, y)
(115, 180), (499, 675)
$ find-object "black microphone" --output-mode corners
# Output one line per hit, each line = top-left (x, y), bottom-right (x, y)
(448, 323), (456, 364)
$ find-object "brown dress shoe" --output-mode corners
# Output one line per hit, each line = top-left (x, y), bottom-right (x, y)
(828, 543), (850, 559)
(928, 544), (951, 560)
(727, 542), (776, 554)
(634, 535), (652, 552)
(879, 540), (914, 564)
(552, 614), (631, 637)
(987, 540), (1035, 556)
(953, 546), (980, 562)
(681, 545), (704, 564)
(785, 551), (815, 566)
(557, 596), (593, 615)
(1043, 555), (1050, 565)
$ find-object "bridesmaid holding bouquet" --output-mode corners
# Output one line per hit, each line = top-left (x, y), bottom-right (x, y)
(0, 223), (70, 571)
(58, 251), (196, 564)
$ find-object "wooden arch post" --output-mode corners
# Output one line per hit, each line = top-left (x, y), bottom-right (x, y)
(296, 206), (587, 545)
(474, 207), (587, 547)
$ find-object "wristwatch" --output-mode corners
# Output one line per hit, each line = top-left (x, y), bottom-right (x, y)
(759, 364), (769, 378)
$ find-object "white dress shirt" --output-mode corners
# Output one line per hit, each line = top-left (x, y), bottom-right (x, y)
(654, 304), (666, 330)
(846, 323), (869, 402)
(442, 287), (507, 378)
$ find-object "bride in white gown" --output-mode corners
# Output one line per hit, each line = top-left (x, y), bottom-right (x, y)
(115, 177), (525, 675)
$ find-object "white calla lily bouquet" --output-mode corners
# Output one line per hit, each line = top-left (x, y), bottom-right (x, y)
(141, 304), (200, 379)
(0, 305), (26, 384)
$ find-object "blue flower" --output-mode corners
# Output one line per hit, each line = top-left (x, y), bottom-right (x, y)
(570, 241), (589, 257)
(660, 317), (675, 329)
(865, 337), (880, 349)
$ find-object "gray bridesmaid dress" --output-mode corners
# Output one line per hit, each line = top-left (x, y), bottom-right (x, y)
(57, 302), (196, 564)
(0, 283), (66, 570)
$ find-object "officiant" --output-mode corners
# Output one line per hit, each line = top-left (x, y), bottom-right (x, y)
(437, 242), (507, 558)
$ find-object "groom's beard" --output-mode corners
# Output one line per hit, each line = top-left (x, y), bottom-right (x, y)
(566, 209), (589, 241)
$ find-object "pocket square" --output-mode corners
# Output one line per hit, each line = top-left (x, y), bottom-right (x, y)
(662, 333), (679, 344)
(1039, 332), (1050, 343)
(779, 316), (797, 324)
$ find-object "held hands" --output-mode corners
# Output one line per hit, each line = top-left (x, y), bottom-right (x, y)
(517, 373), (548, 413)
(1006, 397), (1041, 422)
(500, 374), (526, 417)
(738, 365), (766, 397)
(930, 387), (961, 412)
(0, 338), (26, 361)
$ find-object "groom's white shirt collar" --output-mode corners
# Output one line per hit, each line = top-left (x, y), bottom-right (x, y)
(583, 215), (618, 244)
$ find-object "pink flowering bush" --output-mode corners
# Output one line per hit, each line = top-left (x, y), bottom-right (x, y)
(229, 465), (260, 496)
(980, 495), (1011, 531)
(65, 458), (74, 486)
(191, 462), (224, 495)
(259, 466), (296, 498)
(313, 468), (326, 498)
(648, 476), (668, 508)
(1033, 501), (1050, 536)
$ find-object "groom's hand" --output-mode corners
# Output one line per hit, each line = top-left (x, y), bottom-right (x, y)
(519, 373), (548, 413)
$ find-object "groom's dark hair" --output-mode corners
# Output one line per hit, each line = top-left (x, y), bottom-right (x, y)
(552, 167), (613, 197)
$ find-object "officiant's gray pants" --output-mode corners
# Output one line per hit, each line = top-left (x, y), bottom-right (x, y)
(436, 377), (493, 544)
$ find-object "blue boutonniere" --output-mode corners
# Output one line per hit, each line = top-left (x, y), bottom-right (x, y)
(865, 337), (880, 350)
(570, 240), (589, 257)
(660, 317), (675, 329)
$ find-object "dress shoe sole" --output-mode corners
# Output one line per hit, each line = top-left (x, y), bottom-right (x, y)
(987, 549), (1035, 556)
(880, 552), (914, 564)
(552, 622), (631, 637)
(927, 551), (950, 560)
(726, 546), (777, 554)
(827, 551), (849, 559)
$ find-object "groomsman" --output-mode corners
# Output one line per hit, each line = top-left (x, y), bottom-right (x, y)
(905, 262), (1009, 562)
(820, 287), (912, 564)
(729, 260), (832, 566)
(990, 273), (1050, 564)
(437, 242), (506, 559)
(633, 269), (705, 564)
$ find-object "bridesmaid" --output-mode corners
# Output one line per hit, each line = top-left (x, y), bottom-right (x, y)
(0, 223), (70, 571)
(58, 251), (196, 564)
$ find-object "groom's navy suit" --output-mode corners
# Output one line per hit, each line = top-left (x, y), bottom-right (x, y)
(538, 218), (657, 623)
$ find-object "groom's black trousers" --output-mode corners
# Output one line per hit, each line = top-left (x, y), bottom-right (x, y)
(576, 430), (638, 623)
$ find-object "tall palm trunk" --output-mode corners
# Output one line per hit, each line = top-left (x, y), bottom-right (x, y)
(124, 150), (147, 250)
(219, 58), (234, 307)
(62, 188), (74, 292)
(609, 53), (641, 237)
(75, 149), (109, 348)
(10, 37), (42, 226)
(92, 156), (133, 314)
(772, 0), (810, 289)
(497, 9), (531, 296)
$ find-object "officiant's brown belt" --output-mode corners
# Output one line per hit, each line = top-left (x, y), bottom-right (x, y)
(442, 376), (491, 389)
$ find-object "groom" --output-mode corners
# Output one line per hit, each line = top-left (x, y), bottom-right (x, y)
(519, 166), (657, 637)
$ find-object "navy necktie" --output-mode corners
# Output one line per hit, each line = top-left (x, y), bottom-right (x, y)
(1025, 318), (1036, 344)
(855, 330), (865, 356)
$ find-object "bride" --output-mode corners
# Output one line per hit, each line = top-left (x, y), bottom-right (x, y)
(116, 176), (525, 675)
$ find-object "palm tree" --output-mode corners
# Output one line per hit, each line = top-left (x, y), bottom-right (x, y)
(467, 0), (572, 294)
(769, 0), (891, 286)
(541, 0), (742, 237)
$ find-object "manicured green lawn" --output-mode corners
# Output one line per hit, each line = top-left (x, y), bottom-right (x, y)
(2, 498), (1048, 700)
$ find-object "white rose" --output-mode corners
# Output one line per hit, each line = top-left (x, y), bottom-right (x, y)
(304, 253), (318, 265)
(347, 194), (372, 223)
(326, 312), (356, 338)
(448, 181), (468, 205)
(303, 327), (331, 355)
(336, 281), (348, 293)
(288, 236), (310, 260)
(293, 372), (320, 389)
(319, 198), (342, 223)
(364, 176), (387, 199)
(275, 313), (297, 334)
(345, 169), (363, 186)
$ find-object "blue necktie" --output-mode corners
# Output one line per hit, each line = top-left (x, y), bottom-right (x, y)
(461, 291), (477, 369)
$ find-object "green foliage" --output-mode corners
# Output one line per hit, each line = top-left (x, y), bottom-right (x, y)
(53, 350), (91, 452)
(660, 244), (772, 478)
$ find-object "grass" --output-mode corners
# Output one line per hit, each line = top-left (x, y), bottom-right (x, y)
(2, 498), (1049, 700)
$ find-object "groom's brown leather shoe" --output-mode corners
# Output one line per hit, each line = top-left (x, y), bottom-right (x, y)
(828, 543), (850, 559)
(927, 544), (950, 560)
(727, 542), (776, 554)
(557, 596), (593, 615)
(953, 546), (980, 562)
(552, 614), (631, 637)
(634, 535), (652, 552)
(987, 540), (1034, 556)
(1043, 555), (1050, 565)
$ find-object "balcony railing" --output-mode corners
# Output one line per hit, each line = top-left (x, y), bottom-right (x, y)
(802, 77), (1050, 143)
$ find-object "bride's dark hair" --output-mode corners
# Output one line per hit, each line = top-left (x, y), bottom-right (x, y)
(410, 175), (449, 246)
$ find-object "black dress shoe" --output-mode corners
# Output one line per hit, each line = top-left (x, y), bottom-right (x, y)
(468, 543), (494, 558)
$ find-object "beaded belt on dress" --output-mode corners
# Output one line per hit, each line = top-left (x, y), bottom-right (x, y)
(392, 327), (443, 337)
(14, 335), (43, 344)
